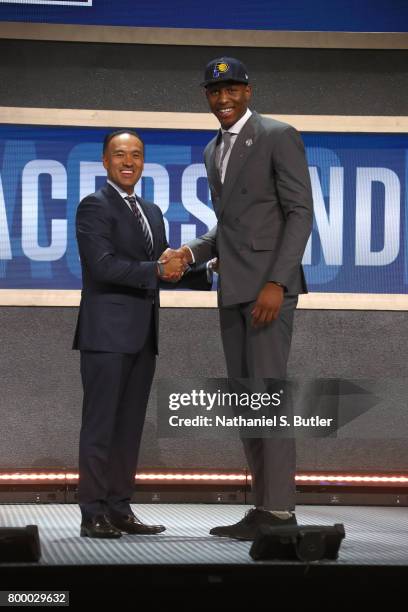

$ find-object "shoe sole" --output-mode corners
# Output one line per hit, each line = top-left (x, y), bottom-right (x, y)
(113, 529), (166, 535)
(209, 520), (298, 541)
(80, 528), (122, 539)
(209, 531), (249, 539)
(210, 532), (255, 541)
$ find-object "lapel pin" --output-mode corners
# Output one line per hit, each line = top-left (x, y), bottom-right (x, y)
(245, 139), (253, 147)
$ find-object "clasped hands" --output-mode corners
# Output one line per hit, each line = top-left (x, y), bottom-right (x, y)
(157, 246), (192, 282)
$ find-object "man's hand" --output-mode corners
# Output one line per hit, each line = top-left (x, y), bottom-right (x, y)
(251, 282), (284, 327)
(159, 246), (193, 266)
(157, 257), (187, 282)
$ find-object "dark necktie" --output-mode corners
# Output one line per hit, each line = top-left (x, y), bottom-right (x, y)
(125, 195), (154, 260)
(216, 131), (233, 181)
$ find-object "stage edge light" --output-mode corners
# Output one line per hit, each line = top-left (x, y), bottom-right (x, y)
(0, 472), (407, 484)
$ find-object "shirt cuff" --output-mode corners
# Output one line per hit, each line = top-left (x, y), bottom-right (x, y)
(185, 246), (195, 264)
(270, 280), (287, 292)
(206, 261), (213, 283)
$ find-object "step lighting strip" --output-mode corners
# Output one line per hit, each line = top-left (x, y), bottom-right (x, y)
(0, 472), (407, 484)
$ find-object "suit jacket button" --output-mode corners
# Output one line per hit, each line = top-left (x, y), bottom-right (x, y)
(241, 188), (247, 194)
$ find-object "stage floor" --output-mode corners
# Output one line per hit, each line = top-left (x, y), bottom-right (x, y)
(0, 503), (407, 567)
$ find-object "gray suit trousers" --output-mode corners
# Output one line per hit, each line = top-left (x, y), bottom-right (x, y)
(219, 295), (298, 511)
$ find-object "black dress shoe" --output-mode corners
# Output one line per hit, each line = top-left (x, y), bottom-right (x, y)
(209, 508), (297, 541)
(80, 514), (122, 539)
(110, 513), (166, 535)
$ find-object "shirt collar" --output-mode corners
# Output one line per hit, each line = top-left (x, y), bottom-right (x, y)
(221, 108), (252, 136)
(107, 179), (135, 199)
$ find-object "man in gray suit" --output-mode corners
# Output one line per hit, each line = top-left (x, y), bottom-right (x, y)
(164, 57), (313, 540)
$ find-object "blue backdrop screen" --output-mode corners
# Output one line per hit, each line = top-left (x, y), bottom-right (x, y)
(0, 1), (407, 32)
(0, 124), (407, 293)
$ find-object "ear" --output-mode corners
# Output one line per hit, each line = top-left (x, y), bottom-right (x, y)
(102, 156), (108, 170)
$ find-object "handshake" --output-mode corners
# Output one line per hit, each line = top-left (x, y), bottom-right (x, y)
(157, 246), (193, 282)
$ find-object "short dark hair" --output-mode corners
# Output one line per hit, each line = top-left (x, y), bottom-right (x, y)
(102, 129), (144, 155)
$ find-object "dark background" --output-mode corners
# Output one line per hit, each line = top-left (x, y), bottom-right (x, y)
(0, 41), (407, 115)
(0, 40), (407, 472)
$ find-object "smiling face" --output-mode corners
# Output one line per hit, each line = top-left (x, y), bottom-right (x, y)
(205, 81), (252, 130)
(102, 133), (144, 194)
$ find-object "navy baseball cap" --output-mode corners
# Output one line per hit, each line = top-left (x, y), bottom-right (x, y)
(201, 57), (250, 87)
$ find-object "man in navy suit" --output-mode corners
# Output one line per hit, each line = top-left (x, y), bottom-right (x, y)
(74, 129), (210, 538)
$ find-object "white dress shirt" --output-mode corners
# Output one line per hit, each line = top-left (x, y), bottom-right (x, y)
(218, 107), (252, 182)
(107, 179), (154, 247)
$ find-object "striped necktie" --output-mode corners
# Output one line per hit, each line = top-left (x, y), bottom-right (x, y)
(125, 195), (154, 260)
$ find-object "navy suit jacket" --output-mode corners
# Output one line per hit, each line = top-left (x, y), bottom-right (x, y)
(73, 183), (210, 354)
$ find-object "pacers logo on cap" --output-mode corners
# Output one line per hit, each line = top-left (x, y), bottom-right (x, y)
(213, 62), (230, 79)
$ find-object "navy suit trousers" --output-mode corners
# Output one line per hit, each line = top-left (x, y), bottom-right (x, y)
(78, 316), (156, 520)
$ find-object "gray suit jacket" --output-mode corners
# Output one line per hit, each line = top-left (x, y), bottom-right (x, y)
(188, 112), (313, 306)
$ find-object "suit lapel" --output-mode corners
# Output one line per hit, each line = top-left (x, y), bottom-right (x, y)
(103, 182), (137, 222)
(103, 184), (157, 260)
(103, 182), (126, 210)
(218, 113), (261, 215)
